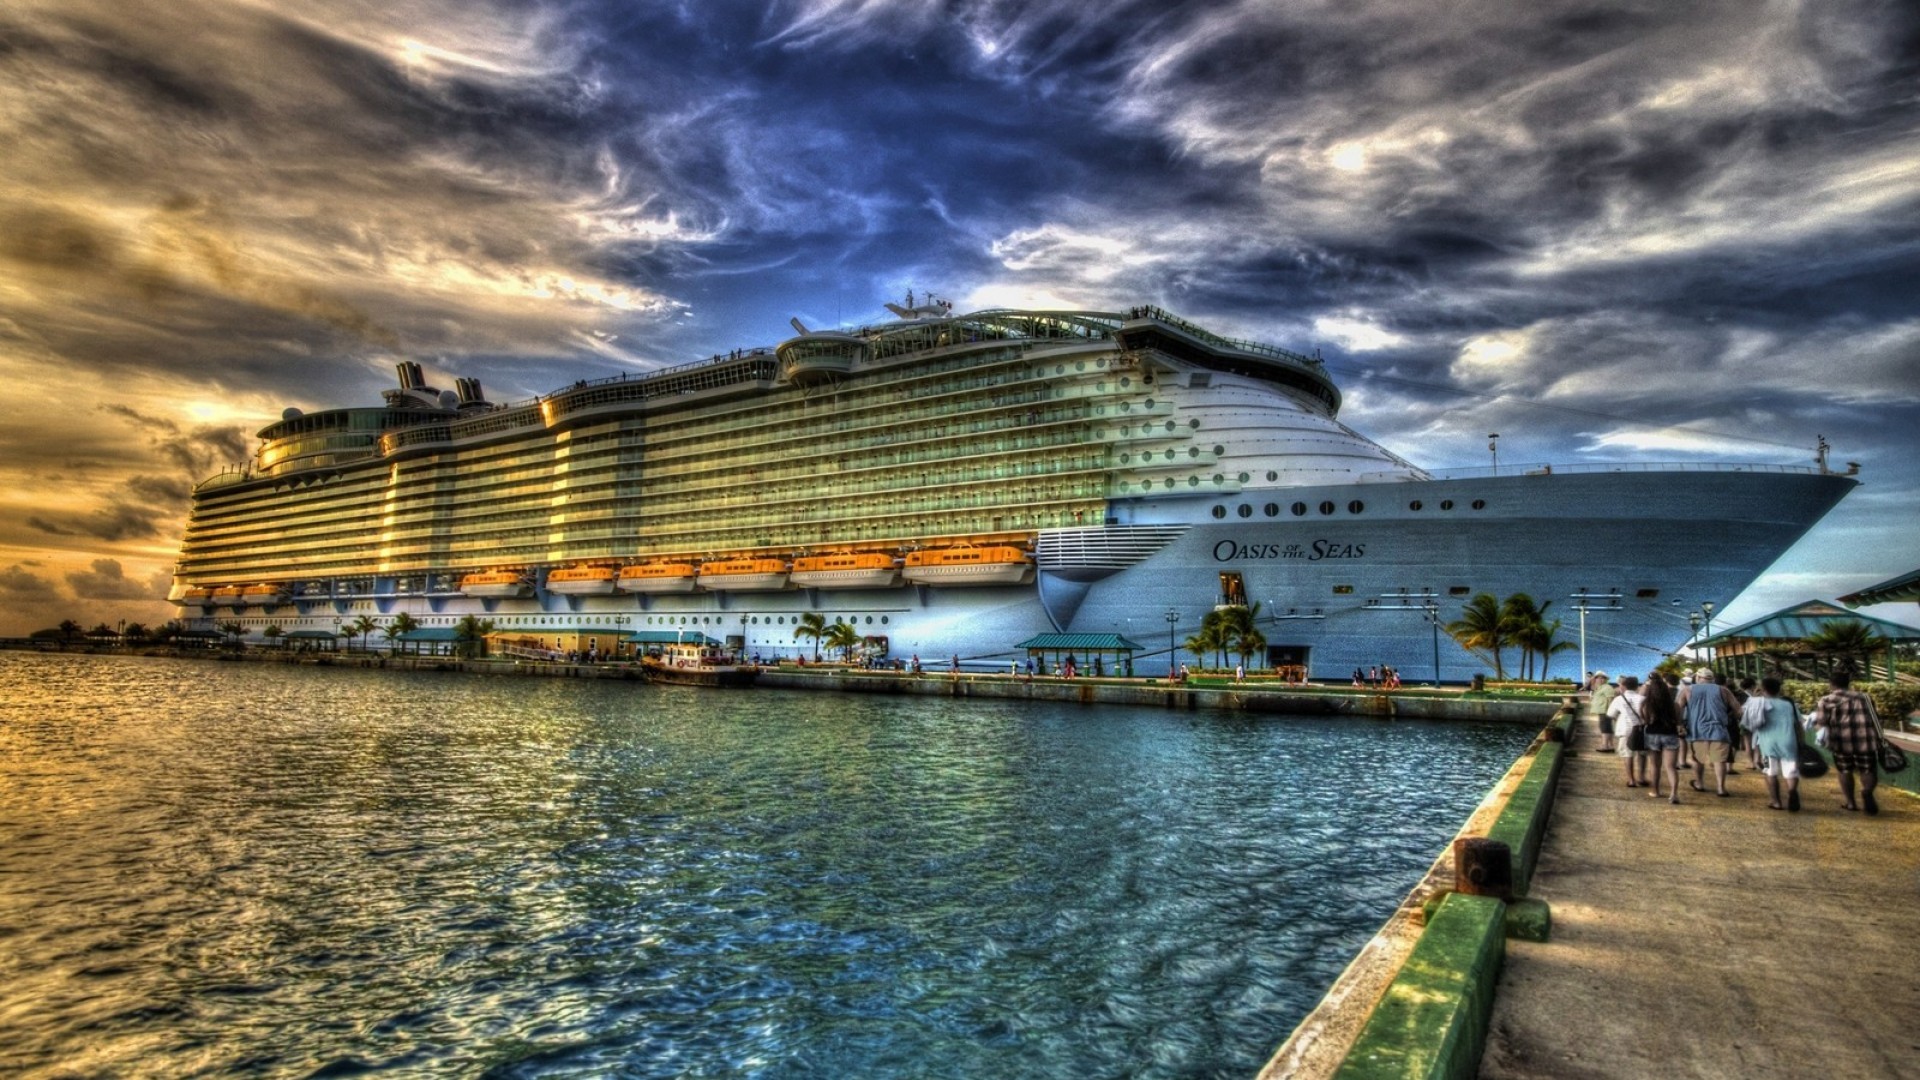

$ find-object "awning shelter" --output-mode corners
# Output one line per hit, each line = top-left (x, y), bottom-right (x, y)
(1012, 632), (1144, 676)
(1840, 567), (1920, 609)
(1700, 599), (1920, 681)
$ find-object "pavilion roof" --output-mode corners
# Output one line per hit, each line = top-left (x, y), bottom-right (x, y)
(1013, 632), (1145, 651)
(1839, 567), (1920, 608)
(1701, 598), (1920, 646)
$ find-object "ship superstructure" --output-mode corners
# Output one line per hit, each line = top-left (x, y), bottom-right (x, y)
(170, 305), (1856, 679)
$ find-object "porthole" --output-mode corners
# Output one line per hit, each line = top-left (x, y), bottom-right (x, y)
(1213, 473), (1225, 484)
(1292, 502), (1308, 516)
(1212, 505), (1227, 519)
(1471, 499), (1486, 510)
(1189, 419), (1200, 429)
(1409, 500), (1423, 511)
(1165, 449), (1176, 461)
(1237, 504), (1253, 518)
(1238, 472), (1250, 483)
(1440, 500), (1454, 510)
(1264, 503), (1279, 517)
(1097, 382), (1107, 392)
(1120, 377), (1131, 388)
(1189, 476), (1200, 487)
(1267, 470), (1279, 482)
(1119, 452), (1131, 464)
(1076, 361), (1086, 371)
(1188, 447), (1199, 458)
(1055, 365), (1065, 375)
(1144, 399), (1155, 410)
(1164, 478), (1175, 489)
(1348, 500), (1364, 514)
(1319, 500), (1335, 515)
(881, 616), (890, 624)
(1165, 420), (1176, 433)
(865, 616), (873, 624)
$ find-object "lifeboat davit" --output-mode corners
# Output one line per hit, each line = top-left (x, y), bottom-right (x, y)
(902, 545), (1033, 586)
(546, 566), (618, 596)
(617, 563), (699, 594)
(458, 571), (532, 598)
(696, 557), (790, 592)
(790, 552), (901, 589)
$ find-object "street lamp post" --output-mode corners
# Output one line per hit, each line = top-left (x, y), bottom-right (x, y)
(1688, 612), (1702, 663)
(1426, 595), (1441, 686)
(1164, 608), (1179, 679)
(1701, 601), (1716, 670)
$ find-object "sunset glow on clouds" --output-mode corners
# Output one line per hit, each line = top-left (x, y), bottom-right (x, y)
(1, 0), (1916, 634)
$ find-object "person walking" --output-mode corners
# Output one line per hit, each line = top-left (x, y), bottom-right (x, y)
(1677, 667), (1741, 796)
(1587, 671), (1618, 753)
(1639, 673), (1685, 803)
(1812, 671), (1882, 815)
(1607, 675), (1649, 788)
(1741, 677), (1803, 812)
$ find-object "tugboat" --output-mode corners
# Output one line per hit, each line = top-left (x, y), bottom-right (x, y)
(640, 636), (759, 688)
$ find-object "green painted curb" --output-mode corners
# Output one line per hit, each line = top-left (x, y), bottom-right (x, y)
(1332, 892), (1507, 1080)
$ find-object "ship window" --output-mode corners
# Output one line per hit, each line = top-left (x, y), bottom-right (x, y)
(1471, 499), (1486, 510)
(1333, 585), (1354, 595)
(1440, 500), (1454, 510)
(1212, 506), (1227, 519)
(1165, 478), (1175, 489)
(1292, 502), (1307, 516)
(1216, 446), (1227, 456)
(1119, 452), (1130, 464)
(1055, 365), (1065, 374)
(1189, 447), (1199, 458)
(1237, 504), (1253, 518)
(1264, 503), (1279, 517)
(1238, 473), (1249, 482)
(1450, 586), (1471, 596)
(881, 616), (889, 624)
(1190, 419), (1201, 429)
(1267, 470), (1278, 481)
(1410, 500), (1423, 511)
(1348, 500), (1364, 514)
(1214, 473), (1225, 484)
(1076, 361), (1087, 371)
(1121, 377), (1131, 388)
(1319, 501), (1335, 515)
(1165, 420), (1177, 433)
(1189, 476), (1201, 487)
(1165, 449), (1176, 461)
(1188, 373), (1211, 388)
(1637, 588), (1660, 599)
(1144, 399), (1155, 409)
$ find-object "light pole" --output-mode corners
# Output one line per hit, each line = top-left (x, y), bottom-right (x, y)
(1488, 432), (1500, 474)
(1426, 595), (1441, 686)
(1688, 612), (1702, 663)
(1700, 601), (1716, 670)
(1164, 608), (1179, 679)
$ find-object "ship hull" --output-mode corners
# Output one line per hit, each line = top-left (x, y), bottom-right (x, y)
(791, 569), (903, 589)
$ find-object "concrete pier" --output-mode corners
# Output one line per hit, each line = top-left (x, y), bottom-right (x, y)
(1479, 732), (1920, 1079)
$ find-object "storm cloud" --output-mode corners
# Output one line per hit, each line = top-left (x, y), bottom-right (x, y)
(0, 0), (1916, 634)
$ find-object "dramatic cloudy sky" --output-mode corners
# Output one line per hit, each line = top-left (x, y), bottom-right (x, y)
(2, 0), (1917, 637)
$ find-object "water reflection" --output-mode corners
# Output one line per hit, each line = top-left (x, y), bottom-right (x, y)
(0, 653), (1530, 1078)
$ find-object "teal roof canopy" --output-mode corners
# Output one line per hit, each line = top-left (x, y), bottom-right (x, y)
(1701, 599), (1920, 646)
(396, 628), (462, 642)
(626, 630), (722, 646)
(1839, 568), (1920, 608)
(284, 629), (339, 640)
(1013, 633), (1145, 651)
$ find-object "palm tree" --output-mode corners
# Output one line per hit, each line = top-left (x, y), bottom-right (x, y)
(350, 614), (382, 654)
(57, 619), (81, 648)
(794, 612), (826, 662)
(1800, 620), (1886, 678)
(452, 614), (496, 659)
(1446, 593), (1509, 679)
(824, 620), (862, 662)
(1501, 594), (1552, 679)
(1232, 624), (1267, 671)
(1183, 623), (1223, 671)
(122, 622), (150, 644)
(386, 612), (420, 654)
(217, 620), (246, 649)
(262, 624), (284, 649)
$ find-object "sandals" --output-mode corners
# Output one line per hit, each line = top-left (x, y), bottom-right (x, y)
(1864, 791), (1879, 816)
(1689, 780), (1706, 792)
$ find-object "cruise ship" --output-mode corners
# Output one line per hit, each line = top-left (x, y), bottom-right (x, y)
(169, 303), (1857, 680)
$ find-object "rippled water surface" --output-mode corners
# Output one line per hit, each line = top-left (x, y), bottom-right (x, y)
(0, 653), (1531, 1078)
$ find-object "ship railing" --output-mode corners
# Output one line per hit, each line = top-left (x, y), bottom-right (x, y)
(1356, 461), (1830, 483)
(1127, 305), (1325, 370)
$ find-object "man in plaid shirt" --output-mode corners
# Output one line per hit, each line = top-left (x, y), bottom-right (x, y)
(1813, 671), (1881, 815)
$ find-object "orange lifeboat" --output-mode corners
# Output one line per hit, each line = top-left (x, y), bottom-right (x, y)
(790, 552), (901, 590)
(901, 545), (1033, 586)
(617, 562), (698, 594)
(179, 586), (214, 609)
(458, 571), (532, 598)
(546, 565), (618, 596)
(696, 557), (790, 592)
(211, 585), (245, 606)
(241, 582), (286, 606)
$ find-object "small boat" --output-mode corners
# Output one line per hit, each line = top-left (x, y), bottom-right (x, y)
(458, 571), (532, 598)
(697, 557), (790, 592)
(791, 552), (902, 589)
(211, 585), (246, 606)
(546, 565), (618, 596)
(902, 545), (1033, 586)
(180, 586), (214, 609)
(617, 562), (699, 594)
(641, 658), (760, 688)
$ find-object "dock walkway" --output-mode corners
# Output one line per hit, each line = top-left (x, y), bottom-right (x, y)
(1479, 732), (1920, 1079)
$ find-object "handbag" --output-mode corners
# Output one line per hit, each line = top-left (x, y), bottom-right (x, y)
(1866, 699), (1910, 774)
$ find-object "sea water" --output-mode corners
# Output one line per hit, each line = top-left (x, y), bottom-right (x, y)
(0, 652), (1529, 1078)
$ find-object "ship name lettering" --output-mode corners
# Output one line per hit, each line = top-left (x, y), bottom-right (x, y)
(1212, 540), (1365, 561)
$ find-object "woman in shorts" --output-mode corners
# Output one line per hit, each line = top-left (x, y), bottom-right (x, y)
(1741, 677), (1803, 812)
(1638, 673), (1685, 803)
(1606, 675), (1648, 788)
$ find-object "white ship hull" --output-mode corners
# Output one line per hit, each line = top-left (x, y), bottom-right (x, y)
(547, 580), (618, 596)
(791, 569), (903, 589)
(901, 565), (1034, 586)
(619, 578), (699, 594)
(698, 573), (790, 592)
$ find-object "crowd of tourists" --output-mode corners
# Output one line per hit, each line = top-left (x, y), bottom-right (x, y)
(1583, 667), (1890, 815)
